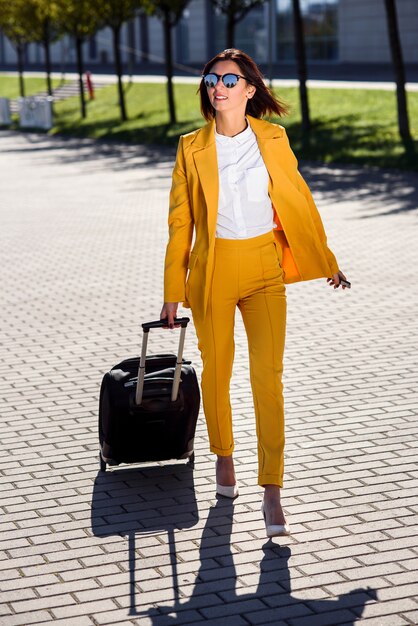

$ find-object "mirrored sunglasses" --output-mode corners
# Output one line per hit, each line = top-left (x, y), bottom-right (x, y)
(203, 73), (250, 89)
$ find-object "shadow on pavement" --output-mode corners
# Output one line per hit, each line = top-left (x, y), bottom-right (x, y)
(0, 130), (176, 178)
(90, 461), (378, 622)
(90, 460), (198, 616)
(300, 161), (418, 218)
(142, 499), (378, 625)
(3, 130), (417, 216)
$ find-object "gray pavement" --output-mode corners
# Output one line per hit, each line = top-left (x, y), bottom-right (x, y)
(0, 130), (418, 626)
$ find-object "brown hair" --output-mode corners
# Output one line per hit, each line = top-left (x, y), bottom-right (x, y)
(199, 48), (288, 121)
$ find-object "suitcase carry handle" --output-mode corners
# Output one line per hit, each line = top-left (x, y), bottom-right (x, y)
(135, 317), (190, 405)
(142, 317), (190, 331)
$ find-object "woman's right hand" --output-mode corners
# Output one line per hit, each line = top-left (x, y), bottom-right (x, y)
(160, 302), (179, 329)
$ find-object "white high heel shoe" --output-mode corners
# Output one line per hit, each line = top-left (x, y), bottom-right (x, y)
(215, 461), (239, 498)
(261, 502), (290, 537)
(216, 483), (239, 498)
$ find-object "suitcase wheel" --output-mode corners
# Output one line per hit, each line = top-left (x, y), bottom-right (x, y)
(99, 452), (107, 472)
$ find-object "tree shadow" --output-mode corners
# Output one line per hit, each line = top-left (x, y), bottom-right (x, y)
(281, 115), (418, 217)
(49, 116), (197, 147)
(90, 460), (198, 616)
(298, 158), (418, 218)
(3, 116), (417, 216)
(0, 128), (177, 179)
(142, 500), (378, 625)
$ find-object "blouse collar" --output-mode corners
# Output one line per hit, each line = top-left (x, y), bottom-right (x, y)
(215, 117), (252, 145)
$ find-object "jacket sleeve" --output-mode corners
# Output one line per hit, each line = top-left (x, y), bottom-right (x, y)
(282, 129), (339, 276)
(164, 136), (194, 302)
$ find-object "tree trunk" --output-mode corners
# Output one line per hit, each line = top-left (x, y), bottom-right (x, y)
(226, 13), (235, 48)
(383, 0), (412, 145)
(17, 43), (25, 97)
(127, 19), (135, 79)
(163, 11), (176, 125)
(75, 36), (86, 119)
(43, 20), (53, 97)
(112, 24), (127, 122)
(267, 0), (274, 87)
(292, 0), (310, 135)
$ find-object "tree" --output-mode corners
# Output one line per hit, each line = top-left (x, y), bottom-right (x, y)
(143, 0), (190, 125)
(383, 0), (412, 145)
(210, 0), (265, 49)
(0, 0), (60, 99)
(291, 0), (310, 136)
(91, 0), (141, 122)
(23, 0), (61, 98)
(0, 0), (36, 97)
(55, 0), (101, 118)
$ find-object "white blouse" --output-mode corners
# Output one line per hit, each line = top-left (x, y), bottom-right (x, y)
(215, 120), (275, 239)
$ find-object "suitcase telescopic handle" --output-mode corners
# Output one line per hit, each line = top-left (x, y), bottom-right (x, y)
(135, 317), (190, 405)
(142, 317), (190, 331)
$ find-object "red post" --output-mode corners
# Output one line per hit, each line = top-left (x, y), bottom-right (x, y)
(85, 71), (95, 100)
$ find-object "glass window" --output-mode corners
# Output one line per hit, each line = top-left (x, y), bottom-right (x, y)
(89, 35), (97, 60)
(176, 14), (190, 64)
(213, 5), (268, 63)
(276, 0), (339, 62)
(276, 0), (294, 61)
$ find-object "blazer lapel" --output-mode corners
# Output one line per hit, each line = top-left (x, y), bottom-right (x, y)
(191, 120), (219, 240)
(247, 115), (288, 189)
(248, 116), (320, 268)
(248, 115), (302, 219)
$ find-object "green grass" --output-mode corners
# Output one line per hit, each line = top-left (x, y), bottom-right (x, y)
(282, 87), (418, 170)
(50, 82), (205, 144)
(2, 76), (417, 170)
(0, 75), (68, 99)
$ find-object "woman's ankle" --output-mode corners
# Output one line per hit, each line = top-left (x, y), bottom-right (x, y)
(216, 455), (236, 485)
(263, 485), (281, 500)
(217, 454), (234, 466)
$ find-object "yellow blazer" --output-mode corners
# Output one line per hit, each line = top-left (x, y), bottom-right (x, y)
(164, 115), (339, 320)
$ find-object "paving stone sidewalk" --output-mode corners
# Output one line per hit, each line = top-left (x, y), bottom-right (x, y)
(0, 130), (417, 626)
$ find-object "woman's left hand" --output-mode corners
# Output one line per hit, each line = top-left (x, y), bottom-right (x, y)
(327, 271), (349, 289)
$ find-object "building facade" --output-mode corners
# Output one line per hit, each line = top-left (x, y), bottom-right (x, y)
(0, 0), (417, 72)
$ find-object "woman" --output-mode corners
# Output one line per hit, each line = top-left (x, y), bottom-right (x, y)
(160, 49), (348, 538)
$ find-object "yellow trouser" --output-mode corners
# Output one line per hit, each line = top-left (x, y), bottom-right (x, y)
(192, 231), (287, 487)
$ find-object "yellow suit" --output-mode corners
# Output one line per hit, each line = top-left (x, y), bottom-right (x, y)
(164, 114), (339, 320)
(163, 115), (340, 487)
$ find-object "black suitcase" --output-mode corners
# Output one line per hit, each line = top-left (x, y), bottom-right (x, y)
(99, 317), (200, 472)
